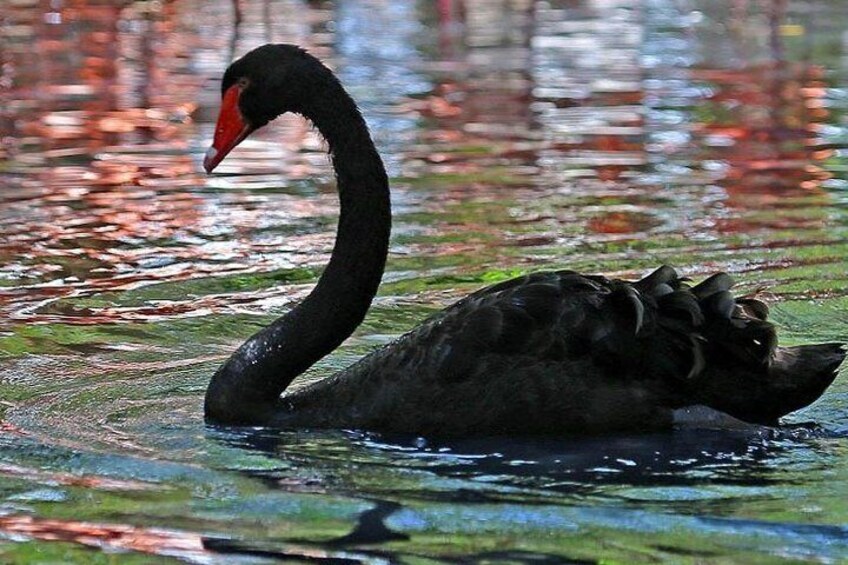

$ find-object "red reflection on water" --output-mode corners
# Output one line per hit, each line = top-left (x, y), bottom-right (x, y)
(0, 420), (27, 436)
(694, 64), (831, 199)
(0, 0), (845, 330)
(0, 2), (231, 326)
(0, 463), (156, 491)
(0, 514), (208, 560)
(587, 211), (660, 235)
(671, 1), (838, 240)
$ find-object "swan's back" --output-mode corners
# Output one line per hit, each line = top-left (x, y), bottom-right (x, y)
(276, 266), (845, 436)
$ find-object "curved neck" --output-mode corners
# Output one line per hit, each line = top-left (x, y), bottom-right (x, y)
(205, 82), (391, 424)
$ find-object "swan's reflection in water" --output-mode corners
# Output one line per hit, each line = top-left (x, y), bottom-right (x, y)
(212, 416), (832, 499)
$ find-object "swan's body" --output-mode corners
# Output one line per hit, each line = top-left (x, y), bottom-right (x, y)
(203, 44), (845, 436)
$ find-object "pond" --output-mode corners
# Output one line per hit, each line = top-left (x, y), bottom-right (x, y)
(1, 0), (847, 562)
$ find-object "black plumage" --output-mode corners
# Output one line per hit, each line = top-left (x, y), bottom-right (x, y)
(202, 44), (845, 436)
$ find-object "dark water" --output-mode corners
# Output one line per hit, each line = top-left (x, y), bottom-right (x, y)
(2, 0), (848, 562)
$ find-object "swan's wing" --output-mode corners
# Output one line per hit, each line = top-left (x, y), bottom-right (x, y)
(307, 266), (842, 434)
(410, 265), (777, 388)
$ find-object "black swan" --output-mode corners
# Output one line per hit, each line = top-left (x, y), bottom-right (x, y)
(202, 44), (845, 436)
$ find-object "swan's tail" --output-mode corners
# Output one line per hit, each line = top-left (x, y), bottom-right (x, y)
(694, 342), (845, 425)
(630, 266), (845, 425)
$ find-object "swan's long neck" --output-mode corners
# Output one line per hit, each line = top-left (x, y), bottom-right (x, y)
(205, 80), (390, 424)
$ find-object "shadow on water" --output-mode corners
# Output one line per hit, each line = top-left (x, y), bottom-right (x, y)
(212, 420), (837, 500)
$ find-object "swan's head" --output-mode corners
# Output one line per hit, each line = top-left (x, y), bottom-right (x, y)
(204, 44), (332, 173)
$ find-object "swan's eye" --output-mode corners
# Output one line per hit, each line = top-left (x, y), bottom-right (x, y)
(237, 77), (250, 89)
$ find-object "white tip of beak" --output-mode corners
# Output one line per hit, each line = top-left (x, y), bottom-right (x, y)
(203, 147), (219, 173)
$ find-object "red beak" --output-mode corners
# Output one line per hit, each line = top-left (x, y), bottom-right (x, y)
(203, 84), (254, 173)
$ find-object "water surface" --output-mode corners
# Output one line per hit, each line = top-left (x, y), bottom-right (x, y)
(1, 0), (847, 562)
